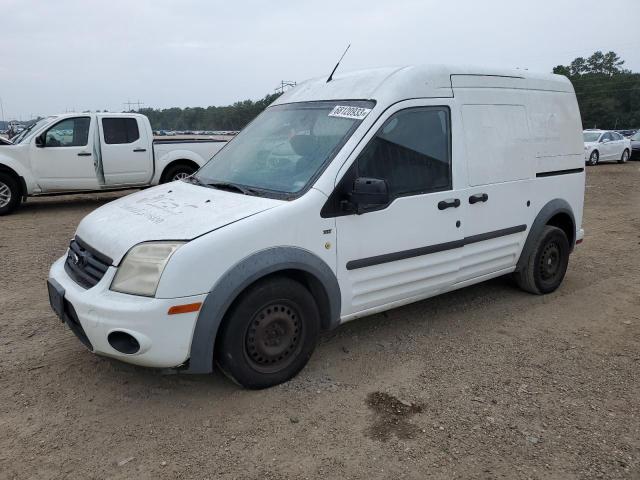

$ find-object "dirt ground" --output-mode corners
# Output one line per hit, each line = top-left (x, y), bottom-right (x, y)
(1, 163), (638, 480)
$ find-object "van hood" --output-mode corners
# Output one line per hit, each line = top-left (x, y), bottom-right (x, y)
(75, 181), (283, 264)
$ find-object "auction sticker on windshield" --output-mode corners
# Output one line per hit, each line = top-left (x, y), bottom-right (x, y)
(328, 105), (372, 120)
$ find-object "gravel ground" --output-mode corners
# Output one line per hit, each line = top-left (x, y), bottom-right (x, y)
(0, 164), (638, 479)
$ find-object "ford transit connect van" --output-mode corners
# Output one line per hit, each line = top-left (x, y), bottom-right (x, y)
(48, 65), (585, 388)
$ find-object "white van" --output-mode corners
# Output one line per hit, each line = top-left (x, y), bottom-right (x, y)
(47, 65), (585, 388)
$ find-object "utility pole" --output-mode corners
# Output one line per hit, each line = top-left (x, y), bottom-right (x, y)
(123, 99), (144, 112)
(274, 80), (296, 94)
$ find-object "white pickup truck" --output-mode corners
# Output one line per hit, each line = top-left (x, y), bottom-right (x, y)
(0, 113), (227, 215)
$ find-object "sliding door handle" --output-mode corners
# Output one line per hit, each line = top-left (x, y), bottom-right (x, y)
(77, 152), (92, 157)
(133, 148), (147, 152)
(469, 193), (488, 204)
(437, 198), (461, 210)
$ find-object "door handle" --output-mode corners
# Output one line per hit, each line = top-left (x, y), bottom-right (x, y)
(437, 198), (461, 210)
(469, 193), (488, 204)
(77, 152), (92, 156)
(133, 148), (147, 152)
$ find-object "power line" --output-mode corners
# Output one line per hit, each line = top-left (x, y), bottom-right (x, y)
(123, 99), (145, 112)
(274, 81), (296, 95)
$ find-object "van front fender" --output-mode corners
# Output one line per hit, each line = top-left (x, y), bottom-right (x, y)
(185, 247), (341, 374)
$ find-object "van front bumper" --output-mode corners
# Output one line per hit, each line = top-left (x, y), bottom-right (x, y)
(47, 256), (207, 369)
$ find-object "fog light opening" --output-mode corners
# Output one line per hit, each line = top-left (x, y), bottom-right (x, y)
(107, 331), (140, 355)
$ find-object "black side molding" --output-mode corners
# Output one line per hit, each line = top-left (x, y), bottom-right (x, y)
(346, 224), (527, 270)
(536, 168), (584, 178)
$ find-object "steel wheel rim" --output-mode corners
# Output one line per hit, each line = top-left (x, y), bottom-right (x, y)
(0, 181), (11, 208)
(244, 302), (303, 373)
(173, 172), (191, 181)
(539, 242), (561, 281)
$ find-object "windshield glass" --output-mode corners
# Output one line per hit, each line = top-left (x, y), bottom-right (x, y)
(632, 131), (640, 141)
(194, 101), (374, 197)
(12, 117), (54, 144)
(583, 132), (601, 143)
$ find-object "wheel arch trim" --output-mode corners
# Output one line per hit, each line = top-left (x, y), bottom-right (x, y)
(185, 246), (341, 374)
(516, 198), (576, 272)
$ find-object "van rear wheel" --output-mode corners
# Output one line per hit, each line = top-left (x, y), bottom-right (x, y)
(0, 173), (21, 216)
(215, 277), (320, 389)
(514, 225), (570, 295)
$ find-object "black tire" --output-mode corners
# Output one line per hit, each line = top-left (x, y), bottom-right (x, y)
(215, 277), (321, 389)
(618, 149), (630, 164)
(161, 162), (197, 183)
(514, 225), (570, 295)
(0, 172), (21, 216)
(587, 150), (599, 166)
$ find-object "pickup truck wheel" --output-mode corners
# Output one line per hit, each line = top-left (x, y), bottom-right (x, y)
(162, 163), (196, 183)
(0, 173), (21, 216)
(514, 225), (570, 295)
(215, 277), (320, 389)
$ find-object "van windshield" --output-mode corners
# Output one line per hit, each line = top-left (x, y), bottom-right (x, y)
(194, 101), (374, 198)
(583, 132), (601, 142)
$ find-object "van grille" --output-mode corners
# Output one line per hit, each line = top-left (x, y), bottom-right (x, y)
(64, 237), (112, 289)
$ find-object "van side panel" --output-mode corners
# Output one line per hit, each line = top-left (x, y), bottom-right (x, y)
(461, 104), (532, 186)
(528, 90), (584, 173)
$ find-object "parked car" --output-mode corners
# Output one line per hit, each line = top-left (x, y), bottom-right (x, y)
(615, 129), (637, 138)
(583, 130), (631, 165)
(0, 113), (227, 215)
(47, 65), (585, 389)
(630, 130), (640, 160)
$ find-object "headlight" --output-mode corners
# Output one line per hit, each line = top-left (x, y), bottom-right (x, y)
(111, 242), (185, 297)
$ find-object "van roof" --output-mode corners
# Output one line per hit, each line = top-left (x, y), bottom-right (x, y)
(273, 65), (574, 106)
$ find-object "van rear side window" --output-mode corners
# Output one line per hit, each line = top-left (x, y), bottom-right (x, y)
(102, 118), (140, 144)
(461, 104), (531, 186)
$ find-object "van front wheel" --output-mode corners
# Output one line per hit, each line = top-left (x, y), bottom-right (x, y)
(514, 225), (570, 295)
(215, 277), (320, 389)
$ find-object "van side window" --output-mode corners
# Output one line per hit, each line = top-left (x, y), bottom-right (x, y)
(44, 117), (90, 147)
(357, 107), (451, 197)
(102, 118), (140, 144)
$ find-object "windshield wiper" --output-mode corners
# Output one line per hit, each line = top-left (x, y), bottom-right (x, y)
(206, 181), (259, 196)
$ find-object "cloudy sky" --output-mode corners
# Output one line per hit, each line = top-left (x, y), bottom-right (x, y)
(1, 0), (638, 120)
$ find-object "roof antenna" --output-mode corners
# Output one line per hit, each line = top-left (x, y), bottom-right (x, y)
(327, 44), (350, 83)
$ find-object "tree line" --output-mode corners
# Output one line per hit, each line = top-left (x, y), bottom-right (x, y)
(553, 51), (640, 129)
(138, 93), (282, 132)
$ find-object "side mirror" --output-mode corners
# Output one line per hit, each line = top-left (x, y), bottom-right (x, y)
(35, 134), (45, 148)
(347, 177), (389, 214)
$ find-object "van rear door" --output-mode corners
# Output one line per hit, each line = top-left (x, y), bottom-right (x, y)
(98, 116), (153, 185)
